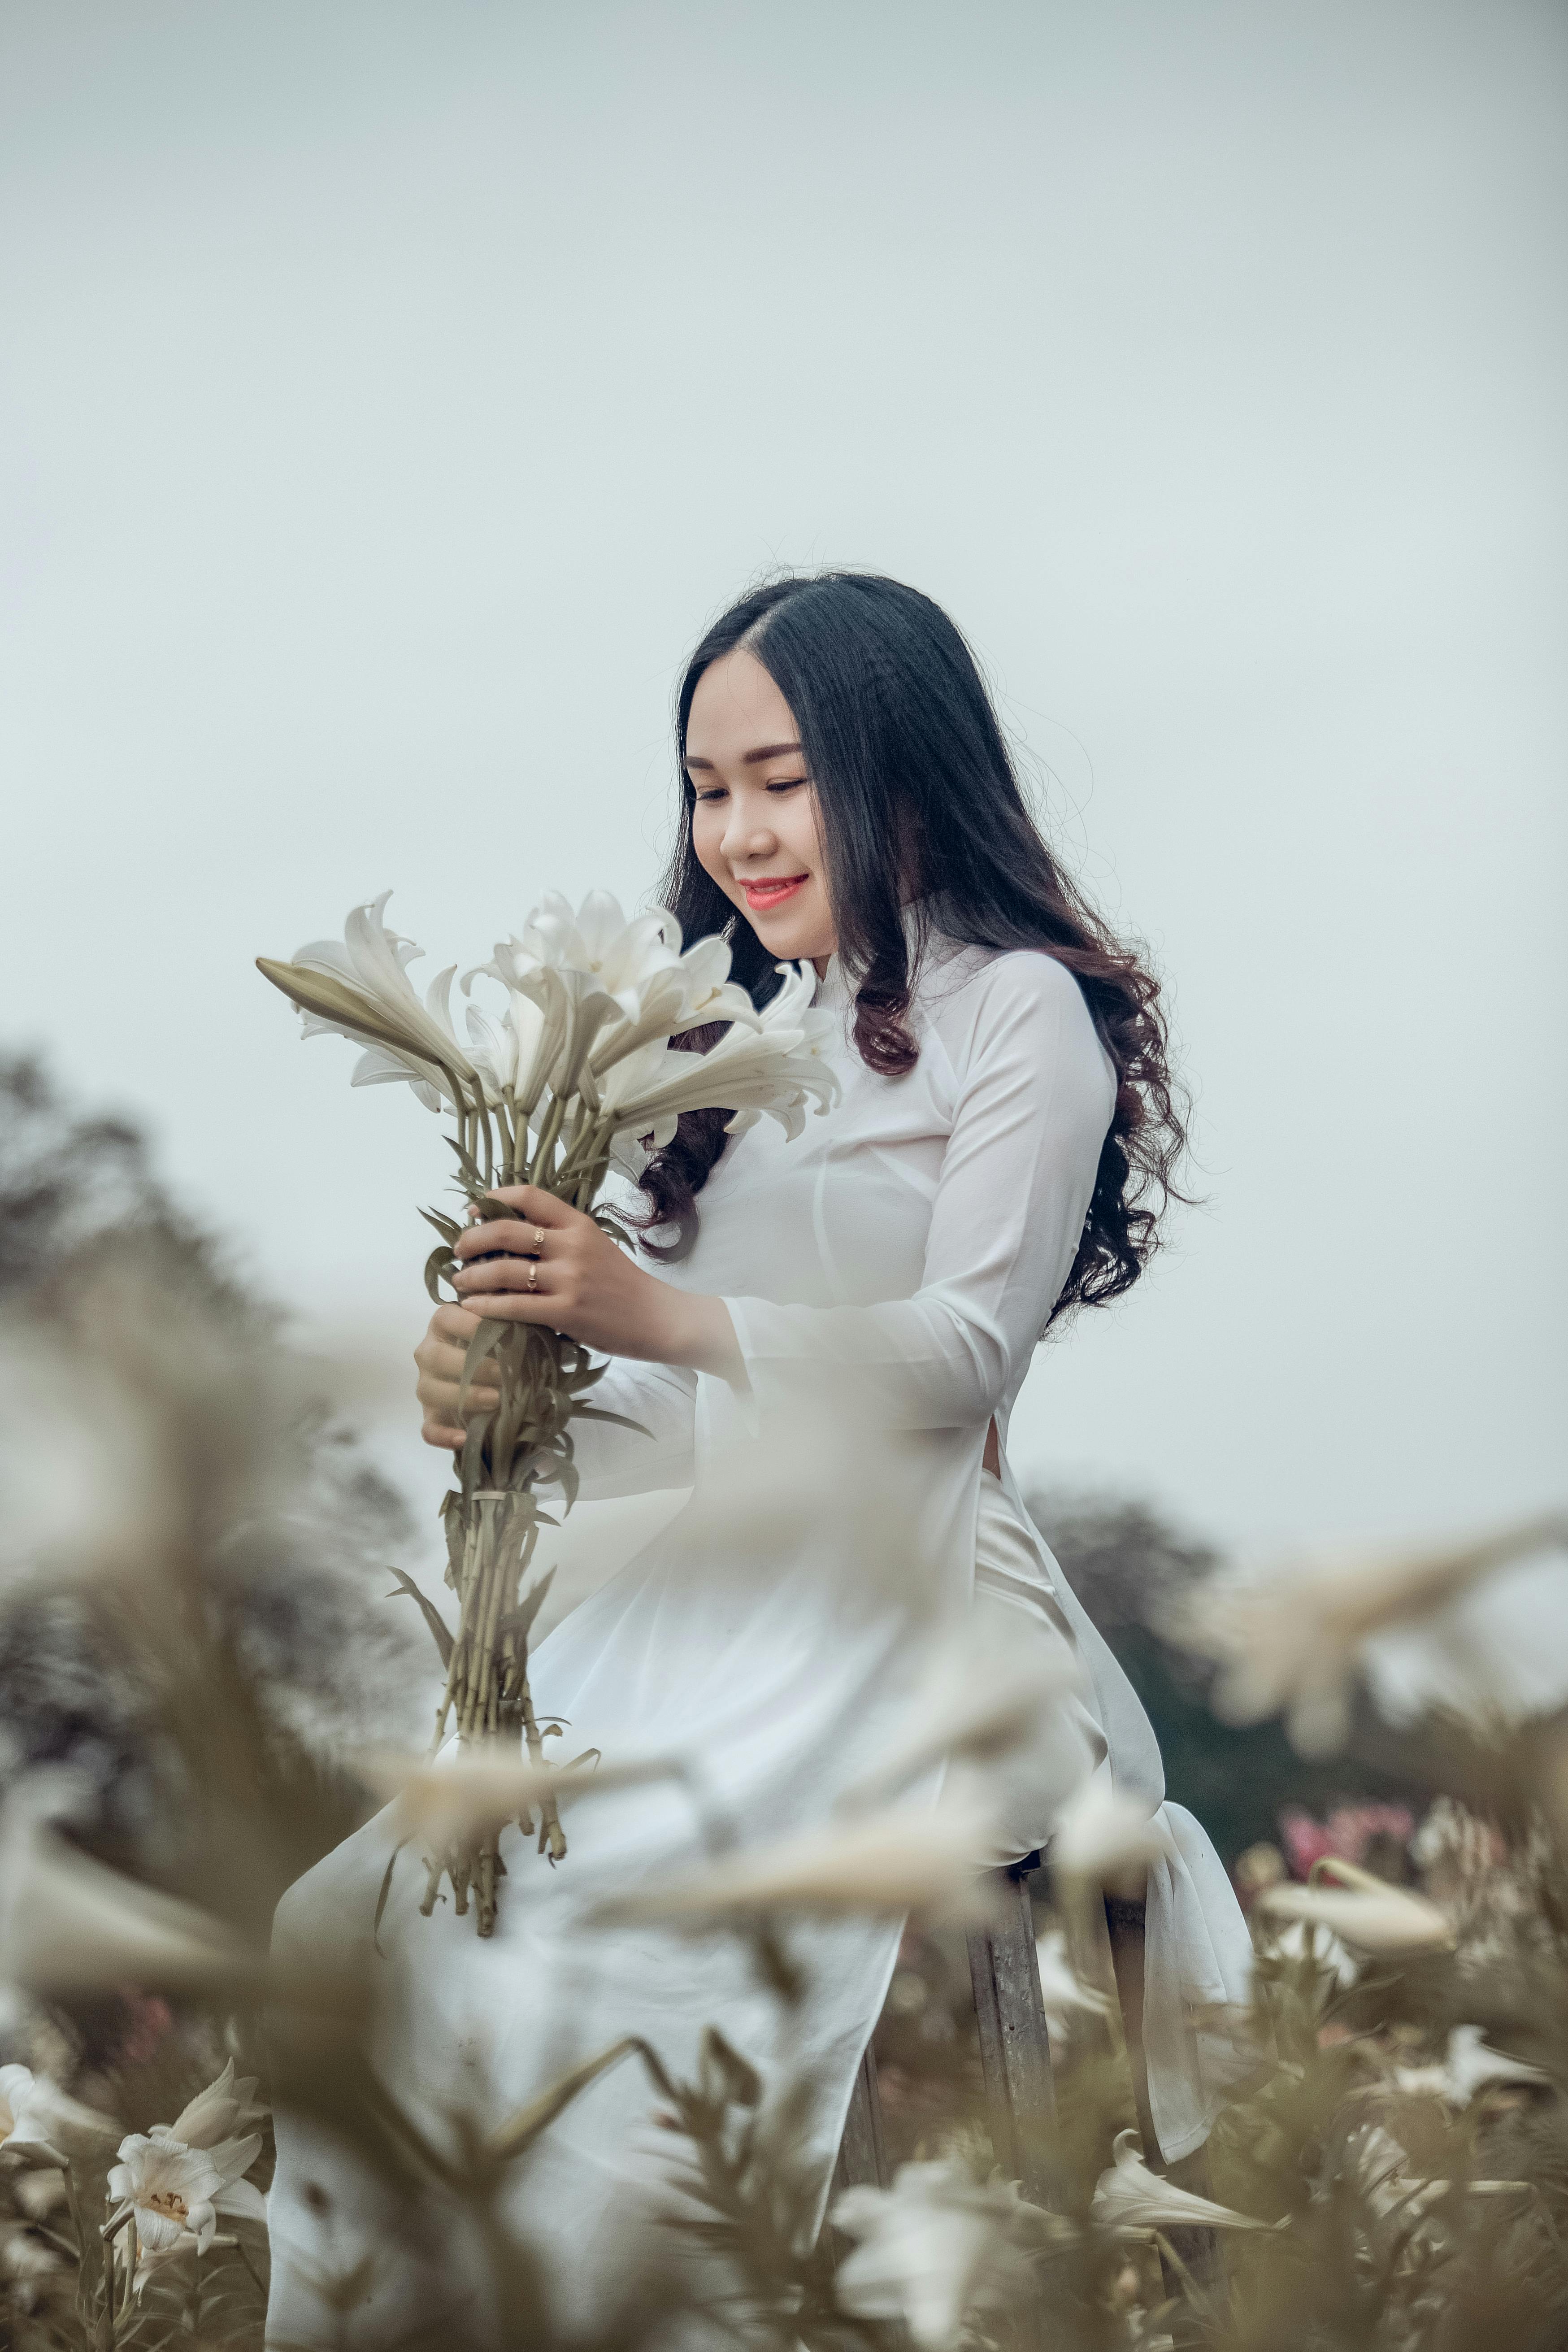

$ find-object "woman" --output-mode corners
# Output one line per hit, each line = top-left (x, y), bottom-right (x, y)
(267, 573), (1253, 2341)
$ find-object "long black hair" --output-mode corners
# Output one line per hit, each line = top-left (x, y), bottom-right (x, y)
(638, 571), (1187, 1324)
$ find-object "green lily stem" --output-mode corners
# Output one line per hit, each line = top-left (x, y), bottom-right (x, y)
(528, 1092), (568, 1187)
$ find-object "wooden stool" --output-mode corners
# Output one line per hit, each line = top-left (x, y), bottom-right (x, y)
(830, 1854), (1157, 2207)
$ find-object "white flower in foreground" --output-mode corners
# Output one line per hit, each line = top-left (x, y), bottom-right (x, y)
(478, 892), (759, 1103)
(165, 2060), (266, 2151)
(462, 984), (565, 1120)
(595, 961), (839, 1152)
(1257, 1917), (1358, 1990)
(513, 890), (678, 998)
(1347, 2122), (1528, 2224)
(355, 1746), (684, 1852)
(0, 2064), (119, 2163)
(1167, 1511), (1568, 1758)
(843, 1616), (1085, 1809)
(1394, 2023), (1548, 2105)
(106, 2125), (265, 2255)
(1090, 2130), (1277, 2239)
(591, 1791), (1001, 1929)
(0, 1776), (254, 1999)
(1050, 1783), (1175, 1896)
(1034, 1928), (1115, 2040)
(1259, 1860), (1455, 1961)
(832, 2159), (1046, 2352)
(258, 893), (480, 1111)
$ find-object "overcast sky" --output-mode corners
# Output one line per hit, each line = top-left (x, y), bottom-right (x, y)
(2, 0), (1564, 1579)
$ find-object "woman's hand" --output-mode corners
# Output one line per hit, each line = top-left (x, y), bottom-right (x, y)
(414, 1302), (499, 1451)
(414, 1187), (740, 1450)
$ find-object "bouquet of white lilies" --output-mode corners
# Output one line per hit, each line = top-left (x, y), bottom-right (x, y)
(259, 890), (837, 1933)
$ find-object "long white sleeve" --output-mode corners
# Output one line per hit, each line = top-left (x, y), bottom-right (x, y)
(721, 952), (1115, 1433)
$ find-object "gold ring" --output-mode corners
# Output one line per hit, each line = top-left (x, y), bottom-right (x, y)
(532, 1226), (546, 1256)
(527, 1260), (539, 1293)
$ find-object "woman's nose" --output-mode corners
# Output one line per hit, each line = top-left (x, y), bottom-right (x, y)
(720, 803), (776, 862)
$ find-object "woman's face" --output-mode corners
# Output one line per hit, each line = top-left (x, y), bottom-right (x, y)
(686, 649), (836, 968)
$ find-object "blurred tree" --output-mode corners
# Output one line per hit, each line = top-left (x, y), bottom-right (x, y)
(0, 1053), (421, 1941)
(1025, 1488), (1431, 1867)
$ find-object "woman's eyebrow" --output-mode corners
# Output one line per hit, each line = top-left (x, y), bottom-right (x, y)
(684, 741), (804, 774)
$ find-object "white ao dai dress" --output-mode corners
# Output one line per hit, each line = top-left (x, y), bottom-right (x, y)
(266, 930), (1254, 2344)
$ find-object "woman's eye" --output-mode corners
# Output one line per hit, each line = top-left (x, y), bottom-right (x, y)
(766, 778), (806, 793)
(693, 788), (727, 804)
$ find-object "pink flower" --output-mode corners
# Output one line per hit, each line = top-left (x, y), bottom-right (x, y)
(1279, 1804), (1414, 1881)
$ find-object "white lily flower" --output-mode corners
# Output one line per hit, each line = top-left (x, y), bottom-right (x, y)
(0, 2063), (120, 2163)
(1167, 1510), (1568, 1758)
(0, 1774), (254, 1998)
(1394, 2023), (1548, 2105)
(165, 2060), (267, 2152)
(106, 2127), (265, 2255)
(1090, 2130), (1277, 2238)
(517, 889), (678, 995)
(1258, 1858), (1455, 1960)
(1034, 1928), (1116, 2039)
(1050, 1783), (1175, 1896)
(473, 892), (675, 1100)
(596, 962), (839, 1151)
(462, 987), (563, 1120)
(832, 2158), (1047, 2351)
(591, 1791), (1002, 1928)
(258, 892), (481, 1112)
(1256, 1916), (1359, 1990)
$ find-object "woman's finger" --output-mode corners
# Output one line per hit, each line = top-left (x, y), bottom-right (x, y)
(438, 1290), (560, 1328)
(432, 1302), (488, 1342)
(452, 1255), (557, 1299)
(452, 1217), (551, 1264)
(469, 1184), (577, 1230)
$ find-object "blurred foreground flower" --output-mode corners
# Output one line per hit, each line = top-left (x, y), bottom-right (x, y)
(0, 1777), (256, 1999)
(0, 2064), (119, 2163)
(1090, 2129), (1278, 2238)
(1168, 1510), (1568, 1756)
(591, 1793), (1001, 1928)
(831, 2158), (1048, 2351)
(1050, 1782), (1175, 1897)
(1258, 1856), (1455, 1960)
(355, 1744), (683, 1853)
(842, 1615), (1085, 1809)
(260, 891), (837, 1937)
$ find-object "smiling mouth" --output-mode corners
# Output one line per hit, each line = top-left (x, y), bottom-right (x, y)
(741, 874), (809, 911)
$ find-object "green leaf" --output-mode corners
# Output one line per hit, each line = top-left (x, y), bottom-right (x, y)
(373, 1843), (407, 1958)
(501, 1566), (556, 1645)
(419, 1204), (463, 1244)
(483, 2038), (665, 2166)
(423, 1241), (455, 1304)
(443, 1130), (485, 1188)
(698, 2026), (764, 2110)
(384, 1567), (455, 1669)
(457, 1318), (506, 1414)
(571, 1405), (653, 1439)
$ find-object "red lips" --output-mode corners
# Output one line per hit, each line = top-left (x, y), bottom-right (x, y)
(741, 874), (808, 911)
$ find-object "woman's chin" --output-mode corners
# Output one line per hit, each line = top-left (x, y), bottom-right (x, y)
(745, 906), (834, 967)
